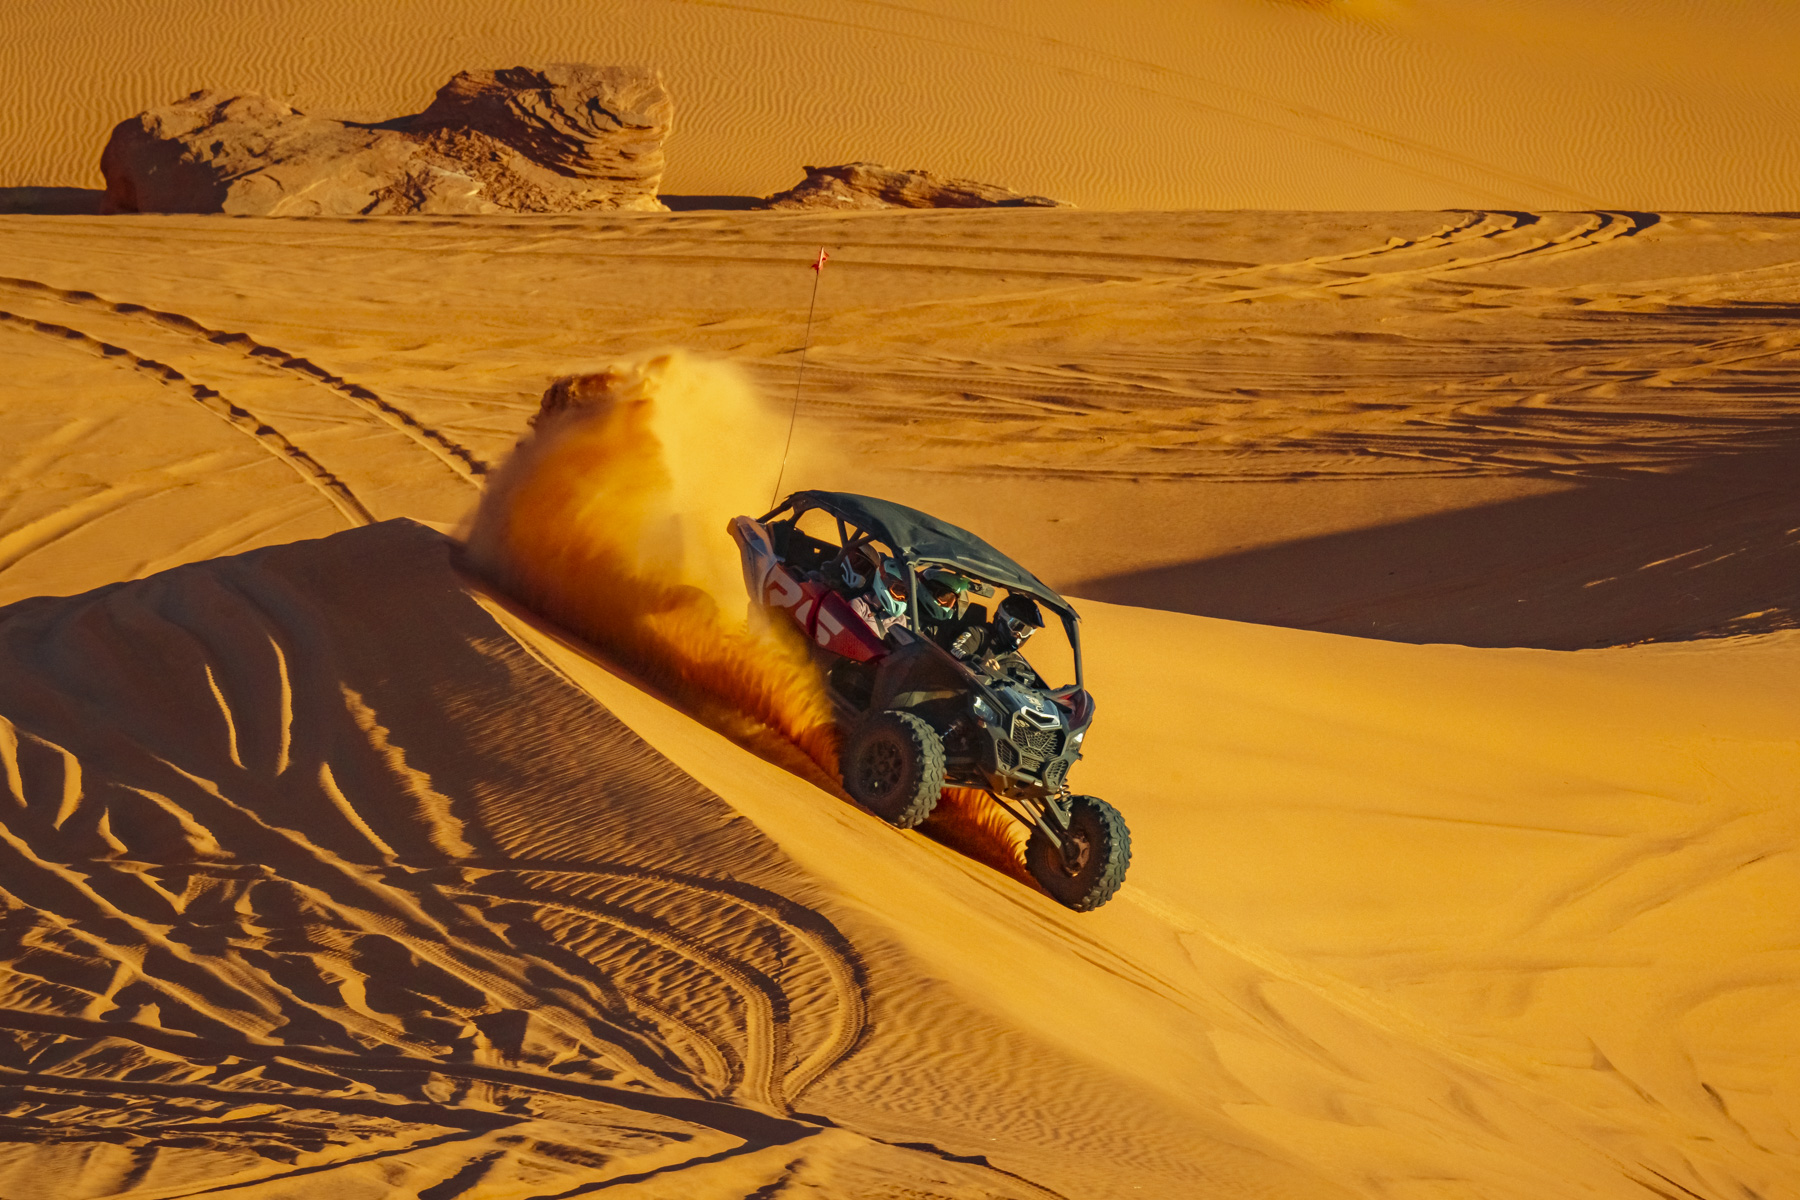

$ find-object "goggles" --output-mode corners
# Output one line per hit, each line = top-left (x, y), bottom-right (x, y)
(999, 611), (1037, 643)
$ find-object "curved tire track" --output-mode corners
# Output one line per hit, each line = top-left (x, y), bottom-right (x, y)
(476, 889), (789, 1112)
(443, 863), (871, 1112)
(0, 274), (489, 483)
(0, 1009), (817, 1149)
(1190, 210), (1658, 307)
(0, 309), (374, 526)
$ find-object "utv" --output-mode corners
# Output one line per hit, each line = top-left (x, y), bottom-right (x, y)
(728, 490), (1130, 911)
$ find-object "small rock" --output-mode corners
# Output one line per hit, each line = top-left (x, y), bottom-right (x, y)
(761, 162), (1067, 211)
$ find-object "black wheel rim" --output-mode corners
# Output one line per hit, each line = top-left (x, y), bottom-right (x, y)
(859, 738), (905, 798)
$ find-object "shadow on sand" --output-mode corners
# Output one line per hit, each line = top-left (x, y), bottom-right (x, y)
(1073, 441), (1800, 650)
(0, 189), (770, 215)
(0, 187), (105, 215)
(660, 194), (764, 211)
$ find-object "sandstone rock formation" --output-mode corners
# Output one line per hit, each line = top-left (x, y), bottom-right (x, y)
(100, 64), (672, 216)
(761, 162), (1067, 210)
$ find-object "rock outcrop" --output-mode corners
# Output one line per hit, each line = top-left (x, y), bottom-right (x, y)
(761, 162), (1067, 210)
(100, 64), (672, 216)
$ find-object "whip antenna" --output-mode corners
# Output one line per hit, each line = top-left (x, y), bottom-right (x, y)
(771, 246), (829, 508)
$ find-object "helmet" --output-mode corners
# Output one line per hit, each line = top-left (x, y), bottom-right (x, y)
(873, 555), (909, 621)
(835, 549), (870, 591)
(993, 594), (1044, 652)
(918, 567), (972, 622)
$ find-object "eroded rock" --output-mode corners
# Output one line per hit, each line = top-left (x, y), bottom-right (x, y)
(761, 162), (1067, 210)
(100, 64), (672, 217)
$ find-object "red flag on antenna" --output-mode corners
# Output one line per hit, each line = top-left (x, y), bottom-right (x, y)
(810, 248), (830, 272)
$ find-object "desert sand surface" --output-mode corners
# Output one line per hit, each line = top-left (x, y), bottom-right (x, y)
(2, 204), (1798, 1200)
(6, 1), (1800, 210)
(5, 208), (1799, 641)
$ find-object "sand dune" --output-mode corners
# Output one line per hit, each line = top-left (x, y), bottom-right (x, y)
(3, 517), (1793, 1197)
(0, 520), (1345, 1198)
(5, 2), (1800, 209)
(2, 203), (1798, 1196)
(498, 583), (1800, 1200)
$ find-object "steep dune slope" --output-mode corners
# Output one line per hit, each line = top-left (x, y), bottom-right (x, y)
(5, 517), (1794, 1199)
(0, 520), (1339, 1199)
(500, 585), (1800, 1200)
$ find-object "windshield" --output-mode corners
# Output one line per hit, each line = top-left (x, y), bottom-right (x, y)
(993, 582), (1078, 690)
(909, 562), (1081, 690)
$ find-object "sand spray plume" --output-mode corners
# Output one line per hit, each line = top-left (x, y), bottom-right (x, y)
(922, 787), (1034, 884)
(466, 349), (1032, 884)
(464, 350), (838, 777)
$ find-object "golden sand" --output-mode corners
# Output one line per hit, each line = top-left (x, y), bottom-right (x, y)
(2, 5), (1798, 1193)
(2, 206), (1795, 1197)
(5, 1), (1800, 209)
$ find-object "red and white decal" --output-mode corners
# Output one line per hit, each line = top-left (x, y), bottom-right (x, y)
(813, 591), (886, 662)
(754, 560), (886, 662)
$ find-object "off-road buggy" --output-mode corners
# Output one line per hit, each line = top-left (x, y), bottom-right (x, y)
(729, 490), (1130, 911)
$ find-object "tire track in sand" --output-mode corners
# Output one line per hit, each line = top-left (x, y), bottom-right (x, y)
(762, 213), (1518, 425)
(0, 1009), (816, 1152)
(0, 310), (374, 527)
(724, 210), (1508, 362)
(462, 864), (871, 1110)
(822, 210), (1649, 341)
(783, 212), (1668, 482)
(2, 596), (869, 1124)
(0, 274), (489, 484)
(1177, 210), (1659, 306)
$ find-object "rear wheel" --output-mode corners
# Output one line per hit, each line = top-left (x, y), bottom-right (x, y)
(843, 710), (945, 828)
(1026, 795), (1131, 911)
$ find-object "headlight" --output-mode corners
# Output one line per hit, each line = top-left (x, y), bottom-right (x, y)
(971, 695), (995, 722)
(1071, 730), (1084, 745)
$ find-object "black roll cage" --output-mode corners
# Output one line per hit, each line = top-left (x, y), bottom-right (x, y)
(760, 494), (1085, 692)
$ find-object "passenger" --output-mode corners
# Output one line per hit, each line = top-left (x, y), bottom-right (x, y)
(834, 550), (910, 639)
(917, 567), (979, 650)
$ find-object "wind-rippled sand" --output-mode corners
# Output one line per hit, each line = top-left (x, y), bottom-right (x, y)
(1, 207), (1797, 1198)
(4, 1), (1800, 209)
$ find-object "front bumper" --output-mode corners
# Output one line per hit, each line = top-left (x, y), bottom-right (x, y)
(972, 713), (1080, 798)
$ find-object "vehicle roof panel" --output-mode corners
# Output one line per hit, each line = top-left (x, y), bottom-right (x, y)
(777, 490), (1076, 619)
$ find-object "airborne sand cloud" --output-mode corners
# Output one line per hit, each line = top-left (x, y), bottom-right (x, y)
(463, 351), (840, 779)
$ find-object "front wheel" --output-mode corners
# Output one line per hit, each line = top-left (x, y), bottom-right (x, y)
(1026, 795), (1131, 911)
(843, 710), (945, 828)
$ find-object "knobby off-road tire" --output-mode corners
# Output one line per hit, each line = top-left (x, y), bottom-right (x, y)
(1026, 795), (1131, 911)
(843, 710), (945, 829)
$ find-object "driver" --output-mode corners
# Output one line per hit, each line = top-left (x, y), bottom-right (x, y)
(960, 593), (1045, 684)
(991, 593), (1045, 655)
